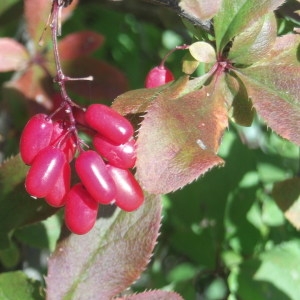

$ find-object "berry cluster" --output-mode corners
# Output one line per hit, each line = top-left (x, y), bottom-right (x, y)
(20, 104), (144, 235)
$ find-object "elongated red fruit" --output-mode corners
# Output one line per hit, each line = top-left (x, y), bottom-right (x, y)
(75, 150), (116, 204)
(65, 183), (99, 235)
(44, 162), (71, 207)
(25, 146), (66, 198)
(20, 114), (53, 165)
(145, 65), (174, 88)
(93, 135), (136, 169)
(106, 165), (144, 212)
(85, 104), (134, 145)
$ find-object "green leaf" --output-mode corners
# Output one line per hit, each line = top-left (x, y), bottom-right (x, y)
(0, 271), (43, 300)
(272, 177), (300, 229)
(236, 34), (300, 146)
(0, 240), (20, 269)
(214, 0), (285, 53)
(179, 0), (222, 21)
(0, 155), (57, 249)
(225, 74), (254, 126)
(121, 290), (184, 300)
(0, 154), (29, 195)
(189, 41), (216, 63)
(237, 240), (300, 300)
(228, 13), (277, 65)
(15, 214), (62, 251)
(136, 76), (228, 194)
(182, 51), (200, 75)
(46, 194), (162, 300)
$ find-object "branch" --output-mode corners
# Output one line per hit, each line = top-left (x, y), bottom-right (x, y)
(141, 0), (213, 32)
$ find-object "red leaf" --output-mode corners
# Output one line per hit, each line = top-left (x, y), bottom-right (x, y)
(120, 290), (184, 300)
(63, 57), (129, 101)
(136, 77), (228, 194)
(236, 34), (300, 145)
(0, 38), (29, 72)
(58, 31), (105, 61)
(46, 194), (162, 299)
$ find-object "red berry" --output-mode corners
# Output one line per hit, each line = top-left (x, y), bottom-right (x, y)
(65, 183), (99, 235)
(106, 165), (144, 212)
(93, 135), (136, 169)
(51, 121), (77, 162)
(145, 65), (174, 88)
(20, 114), (53, 165)
(44, 162), (71, 207)
(85, 104), (134, 145)
(25, 146), (66, 198)
(75, 150), (116, 204)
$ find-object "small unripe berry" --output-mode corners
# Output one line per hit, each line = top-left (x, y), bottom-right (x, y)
(145, 65), (174, 88)
(20, 114), (53, 165)
(107, 165), (144, 212)
(65, 183), (99, 235)
(85, 104), (134, 145)
(25, 146), (66, 198)
(93, 135), (136, 169)
(75, 150), (116, 204)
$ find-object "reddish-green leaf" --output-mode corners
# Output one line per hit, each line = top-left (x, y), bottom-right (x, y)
(63, 57), (128, 101)
(272, 177), (300, 229)
(5, 65), (54, 110)
(58, 31), (104, 61)
(24, 0), (79, 46)
(214, 0), (285, 53)
(179, 0), (222, 20)
(228, 13), (277, 65)
(0, 38), (29, 72)
(120, 290), (184, 300)
(46, 194), (162, 300)
(24, 0), (52, 45)
(112, 76), (190, 115)
(136, 77), (228, 194)
(236, 34), (300, 145)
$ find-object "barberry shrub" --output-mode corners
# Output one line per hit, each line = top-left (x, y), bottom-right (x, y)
(0, 0), (300, 299)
